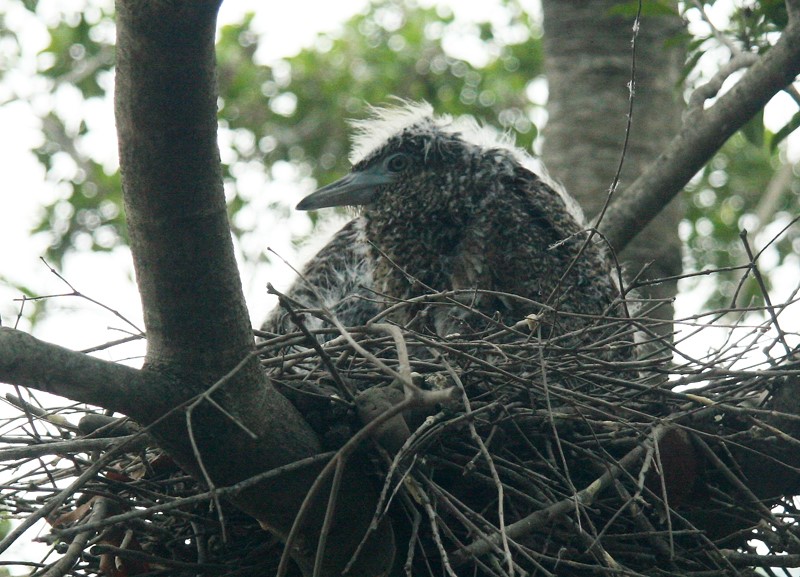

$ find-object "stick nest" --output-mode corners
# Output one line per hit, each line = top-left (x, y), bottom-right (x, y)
(1, 292), (800, 577)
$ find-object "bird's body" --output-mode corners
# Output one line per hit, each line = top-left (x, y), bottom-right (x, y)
(264, 216), (381, 336)
(263, 102), (628, 350)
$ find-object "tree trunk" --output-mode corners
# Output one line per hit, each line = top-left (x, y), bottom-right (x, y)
(541, 0), (685, 339)
(111, 2), (395, 575)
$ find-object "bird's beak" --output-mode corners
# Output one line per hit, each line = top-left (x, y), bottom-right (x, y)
(297, 166), (395, 210)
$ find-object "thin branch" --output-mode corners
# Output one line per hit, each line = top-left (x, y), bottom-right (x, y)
(33, 257), (145, 336)
(453, 425), (669, 564)
(89, 544), (227, 572)
(688, 53), (760, 110)
(594, 0), (642, 224)
(0, 441), (128, 556)
(276, 383), (453, 577)
(267, 283), (355, 400)
(721, 552), (800, 568)
(40, 497), (108, 577)
(49, 451), (337, 541)
(691, 0), (741, 55)
(5, 393), (80, 433)
(600, 19), (800, 251)
(738, 230), (792, 357)
(692, 435), (788, 528)
(446, 360), (515, 577)
(0, 434), (148, 461)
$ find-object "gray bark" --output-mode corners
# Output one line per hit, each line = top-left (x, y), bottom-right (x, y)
(541, 0), (685, 338)
(112, 2), (395, 575)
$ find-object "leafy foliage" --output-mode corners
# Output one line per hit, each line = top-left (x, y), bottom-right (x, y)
(1, 0), (798, 312)
(6, 0), (545, 269)
(1, 2), (119, 267)
(675, 0), (800, 310)
(683, 133), (799, 311)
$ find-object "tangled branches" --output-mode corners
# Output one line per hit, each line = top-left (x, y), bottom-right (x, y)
(1, 283), (799, 577)
(259, 290), (800, 577)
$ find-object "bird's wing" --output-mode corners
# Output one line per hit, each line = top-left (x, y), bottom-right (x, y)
(261, 217), (380, 338)
(445, 170), (601, 328)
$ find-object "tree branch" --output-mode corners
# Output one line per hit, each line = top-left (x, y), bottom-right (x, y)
(114, 2), (396, 574)
(454, 426), (667, 564)
(115, 0), (252, 372)
(0, 327), (160, 417)
(600, 19), (800, 251)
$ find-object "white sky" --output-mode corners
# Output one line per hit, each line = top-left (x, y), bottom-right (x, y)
(0, 2), (797, 400)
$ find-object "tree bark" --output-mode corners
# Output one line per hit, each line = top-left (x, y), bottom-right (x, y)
(541, 0), (685, 337)
(599, 14), (800, 251)
(111, 2), (395, 575)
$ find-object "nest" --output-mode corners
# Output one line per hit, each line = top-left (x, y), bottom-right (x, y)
(1, 288), (799, 577)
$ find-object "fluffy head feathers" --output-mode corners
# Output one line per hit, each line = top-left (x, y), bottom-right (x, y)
(346, 100), (584, 223)
(349, 100), (518, 165)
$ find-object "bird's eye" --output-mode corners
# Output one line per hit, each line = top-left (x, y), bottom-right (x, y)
(385, 153), (411, 173)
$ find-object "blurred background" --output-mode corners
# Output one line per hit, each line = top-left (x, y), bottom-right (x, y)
(0, 0), (797, 359)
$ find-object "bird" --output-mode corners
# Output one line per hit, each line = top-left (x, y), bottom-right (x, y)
(263, 102), (630, 353)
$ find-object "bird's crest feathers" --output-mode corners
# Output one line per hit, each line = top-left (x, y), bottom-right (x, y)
(349, 100), (518, 165)
(348, 100), (585, 223)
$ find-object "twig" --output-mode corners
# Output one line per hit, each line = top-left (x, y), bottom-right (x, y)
(691, 434), (787, 528)
(39, 497), (109, 577)
(268, 283), (355, 401)
(0, 442), (127, 555)
(5, 393), (80, 433)
(184, 349), (264, 542)
(24, 258), (145, 336)
(445, 360), (515, 577)
(688, 52), (760, 110)
(738, 230), (792, 357)
(690, 0), (742, 55)
(312, 458), (345, 577)
(276, 385), (453, 577)
(49, 451), (336, 541)
(454, 425), (669, 564)
(0, 434), (149, 461)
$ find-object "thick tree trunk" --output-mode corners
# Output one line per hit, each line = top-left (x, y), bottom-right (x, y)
(541, 0), (685, 339)
(112, 2), (394, 575)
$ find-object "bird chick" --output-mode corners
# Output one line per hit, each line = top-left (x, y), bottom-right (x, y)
(264, 102), (628, 349)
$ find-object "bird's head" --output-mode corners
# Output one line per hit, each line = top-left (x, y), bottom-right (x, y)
(296, 101), (526, 222)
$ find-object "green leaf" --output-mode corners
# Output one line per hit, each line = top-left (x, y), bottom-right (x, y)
(740, 108), (765, 148)
(769, 110), (800, 151)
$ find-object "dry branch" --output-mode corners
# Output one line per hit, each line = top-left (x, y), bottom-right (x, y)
(1, 3), (800, 576)
(0, 327), (158, 417)
(3, 272), (798, 576)
(600, 15), (800, 251)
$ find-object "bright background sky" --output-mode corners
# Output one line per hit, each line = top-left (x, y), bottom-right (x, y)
(0, 0), (797, 357)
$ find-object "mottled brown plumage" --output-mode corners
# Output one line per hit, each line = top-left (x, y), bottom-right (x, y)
(264, 103), (630, 353)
